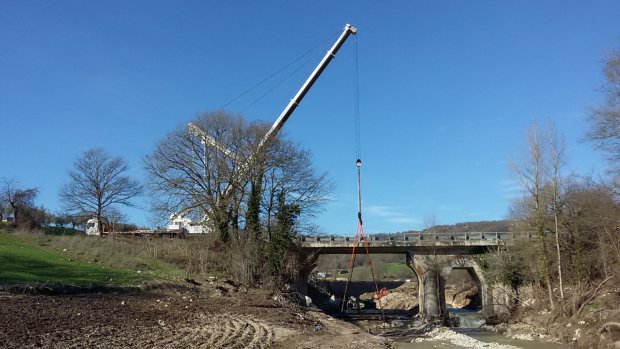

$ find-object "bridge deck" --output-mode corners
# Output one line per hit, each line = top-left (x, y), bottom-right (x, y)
(299, 232), (526, 254)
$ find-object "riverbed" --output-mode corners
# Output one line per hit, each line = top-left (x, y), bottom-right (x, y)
(393, 328), (566, 349)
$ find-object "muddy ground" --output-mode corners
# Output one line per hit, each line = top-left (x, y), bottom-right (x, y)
(0, 281), (391, 349)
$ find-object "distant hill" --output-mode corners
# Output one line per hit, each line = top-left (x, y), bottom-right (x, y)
(397, 220), (518, 234)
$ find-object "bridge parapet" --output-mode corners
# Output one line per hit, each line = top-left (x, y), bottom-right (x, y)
(300, 231), (526, 243)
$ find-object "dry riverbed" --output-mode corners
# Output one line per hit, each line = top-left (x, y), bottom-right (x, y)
(0, 281), (390, 349)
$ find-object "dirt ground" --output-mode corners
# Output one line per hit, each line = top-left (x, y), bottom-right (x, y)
(0, 281), (391, 349)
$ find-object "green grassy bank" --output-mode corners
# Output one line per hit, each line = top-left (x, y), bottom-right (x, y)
(0, 230), (183, 285)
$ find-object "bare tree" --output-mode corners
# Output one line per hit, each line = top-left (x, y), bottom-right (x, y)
(60, 148), (143, 235)
(547, 121), (565, 301)
(145, 111), (255, 242)
(587, 48), (620, 191)
(1, 177), (38, 224)
(260, 138), (333, 238)
(105, 207), (127, 233)
(510, 122), (554, 309)
(145, 110), (332, 244)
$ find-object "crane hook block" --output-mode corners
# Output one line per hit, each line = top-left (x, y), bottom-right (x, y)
(356, 159), (362, 168)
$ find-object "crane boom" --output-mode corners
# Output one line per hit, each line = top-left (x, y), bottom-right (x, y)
(257, 23), (357, 151)
(189, 23), (357, 204)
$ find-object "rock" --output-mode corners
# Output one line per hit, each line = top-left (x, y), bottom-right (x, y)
(215, 279), (238, 293)
(359, 282), (419, 311)
(451, 286), (478, 308)
(185, 278), (201, 286)
(377, 292), (418, 311)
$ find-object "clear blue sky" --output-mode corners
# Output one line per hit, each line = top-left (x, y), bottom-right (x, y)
(1, 1), (618, 234)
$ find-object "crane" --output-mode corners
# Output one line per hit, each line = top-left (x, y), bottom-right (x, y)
(189, 23), (357, 204)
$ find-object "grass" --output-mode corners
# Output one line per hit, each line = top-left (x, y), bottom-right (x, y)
(320, 262), (414, 281)
(0, 230), (187, 285)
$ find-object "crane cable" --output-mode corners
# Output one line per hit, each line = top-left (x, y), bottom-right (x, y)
(340, 36), (385, 320)
(218, 31), (340, 112)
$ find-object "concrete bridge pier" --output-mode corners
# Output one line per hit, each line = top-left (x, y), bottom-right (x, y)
(406, 253), (449, 321)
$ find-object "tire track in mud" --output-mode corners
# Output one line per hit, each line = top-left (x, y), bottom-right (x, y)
(144, 313), (275, 349)
(19, 313), (275, 349)
(183, 313), (274, 349)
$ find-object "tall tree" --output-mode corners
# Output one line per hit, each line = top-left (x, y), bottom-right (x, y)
(587, 48), (620, 191)
(60, 148), (142, 235)
(267, 190), (300, 279)
(510, 122), (554, 309)
(145, 110), (332, 244)
(547, 121), (565, 300)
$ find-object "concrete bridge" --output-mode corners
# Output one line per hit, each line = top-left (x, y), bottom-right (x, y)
(297, 232), (526, 320)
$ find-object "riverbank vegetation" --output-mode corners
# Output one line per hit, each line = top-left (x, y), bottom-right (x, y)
(477, 48), (620, 348)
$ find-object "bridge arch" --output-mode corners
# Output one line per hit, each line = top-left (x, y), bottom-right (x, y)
(443, 255), (491, 315)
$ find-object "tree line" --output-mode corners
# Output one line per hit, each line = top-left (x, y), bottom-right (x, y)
(2, 110), (332, 287)
(482, 48), (619, 317)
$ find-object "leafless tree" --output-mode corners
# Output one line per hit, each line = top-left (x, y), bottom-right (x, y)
(145, 110), (332, 244)
(562, 177), (619, 280)
(547, 121), (565, 300)
(145, 111), (256, 242)
(509, 122), (554, 309)
(60, 148), (143, 235)
(260, 138), (333, 238)
(587, 48), (620, 192)
(105, 207), (128, 233)
(1, 177), (38, 224)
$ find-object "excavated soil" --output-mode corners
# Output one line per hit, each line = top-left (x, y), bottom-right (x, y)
(0, 282), (390, 349)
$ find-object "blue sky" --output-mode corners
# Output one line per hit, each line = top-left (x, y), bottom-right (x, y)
(1, 1), (618, 234)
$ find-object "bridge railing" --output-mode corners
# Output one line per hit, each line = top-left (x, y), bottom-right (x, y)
(299, 232), (530, 243)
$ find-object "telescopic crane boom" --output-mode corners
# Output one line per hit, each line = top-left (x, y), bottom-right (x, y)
(256, 23), (357, 151)
(190, 23), (357, 202)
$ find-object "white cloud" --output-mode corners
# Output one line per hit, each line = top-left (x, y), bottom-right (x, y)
(500, 179), (524, 199)
(387, 217), (419, 224)
(366, 205), (419, 225)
